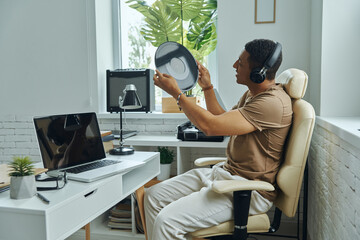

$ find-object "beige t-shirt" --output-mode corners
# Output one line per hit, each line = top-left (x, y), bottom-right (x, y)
(223, 84), (292, 202)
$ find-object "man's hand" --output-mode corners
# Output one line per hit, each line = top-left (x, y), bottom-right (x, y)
(197, 60), (212, 89)
(153, 70), (182, 98)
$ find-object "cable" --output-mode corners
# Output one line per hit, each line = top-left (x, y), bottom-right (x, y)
(123, 108), (128, 128)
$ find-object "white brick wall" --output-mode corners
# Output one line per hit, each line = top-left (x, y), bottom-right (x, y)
(308, 124), (360, 240)
(0, 115), (38, 163)
(0, 114), (186, 164)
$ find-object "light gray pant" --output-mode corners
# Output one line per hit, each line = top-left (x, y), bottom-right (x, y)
(144, 164), (272, 240)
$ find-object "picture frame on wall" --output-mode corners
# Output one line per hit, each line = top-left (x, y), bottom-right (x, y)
(255, 0), (276, 24)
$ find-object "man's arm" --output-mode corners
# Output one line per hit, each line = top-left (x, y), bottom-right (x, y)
(153, 70), (256, 136)
(197, 62), (225, 115)
(179, 95), (256, 136)
(202, 88), (226, 115)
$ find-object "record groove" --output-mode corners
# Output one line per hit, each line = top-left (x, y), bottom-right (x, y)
(155, 42), (198, 91)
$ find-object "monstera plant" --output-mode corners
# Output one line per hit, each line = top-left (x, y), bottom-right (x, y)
(126, 0), (217, 63)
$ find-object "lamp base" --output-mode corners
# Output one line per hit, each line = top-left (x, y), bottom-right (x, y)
(109, 146), (134, 155)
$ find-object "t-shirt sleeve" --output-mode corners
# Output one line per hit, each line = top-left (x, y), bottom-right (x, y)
(238, 93), (285, 131)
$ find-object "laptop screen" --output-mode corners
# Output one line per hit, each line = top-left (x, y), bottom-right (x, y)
(34, 112), (106, 171)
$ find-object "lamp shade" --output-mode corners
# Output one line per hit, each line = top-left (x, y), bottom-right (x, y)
(109, 84), (142, 155)
(120, 84), (142, 110)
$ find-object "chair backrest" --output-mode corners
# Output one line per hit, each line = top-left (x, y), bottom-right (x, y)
(274, 68), (315, 217)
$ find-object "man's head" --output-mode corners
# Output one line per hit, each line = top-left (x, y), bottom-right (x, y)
(245, 39), (282, 81)
(233, 39), (282, 86)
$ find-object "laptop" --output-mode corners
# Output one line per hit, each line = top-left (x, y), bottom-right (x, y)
(33, 112), (144, 182)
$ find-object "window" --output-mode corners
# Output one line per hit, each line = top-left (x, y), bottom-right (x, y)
(114, 0), (218, 112)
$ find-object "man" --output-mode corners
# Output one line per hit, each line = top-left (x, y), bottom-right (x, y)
(145, 39), (292, 240)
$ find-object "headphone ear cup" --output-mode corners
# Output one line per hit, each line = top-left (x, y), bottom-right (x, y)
(250, 68), (265, 84)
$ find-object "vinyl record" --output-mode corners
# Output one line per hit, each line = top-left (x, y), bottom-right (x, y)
(155, 42), (198, 92)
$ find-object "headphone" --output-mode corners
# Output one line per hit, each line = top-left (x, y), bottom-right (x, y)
(250, 42), (282, 84)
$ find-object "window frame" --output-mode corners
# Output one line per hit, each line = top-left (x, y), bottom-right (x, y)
(111, 0), (218, 114)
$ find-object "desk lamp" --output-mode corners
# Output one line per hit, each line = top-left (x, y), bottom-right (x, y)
(109, 84), (142, 155)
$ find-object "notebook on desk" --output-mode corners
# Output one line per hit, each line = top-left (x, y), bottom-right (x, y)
(33, 112), (144, 183)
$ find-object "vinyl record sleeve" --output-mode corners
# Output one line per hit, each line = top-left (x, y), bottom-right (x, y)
(155, 42), (198, 91)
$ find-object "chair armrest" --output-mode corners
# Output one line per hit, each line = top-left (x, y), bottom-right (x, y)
(194, 157), (227, 167)
(212, 180), (275, 194)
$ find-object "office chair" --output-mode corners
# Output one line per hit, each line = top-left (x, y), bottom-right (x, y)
(136, 68), (315, 240)
(190, 68), (315, 240)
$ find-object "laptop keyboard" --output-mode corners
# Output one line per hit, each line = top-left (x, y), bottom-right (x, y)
(64, 160), (121, 174)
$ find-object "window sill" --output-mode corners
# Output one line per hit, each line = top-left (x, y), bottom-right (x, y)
(316, 116), (360, 150)
(97, 111), (188, 120)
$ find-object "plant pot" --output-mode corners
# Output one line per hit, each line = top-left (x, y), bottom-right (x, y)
(10, 175), (36, 199)
(157, 163), (172, 181)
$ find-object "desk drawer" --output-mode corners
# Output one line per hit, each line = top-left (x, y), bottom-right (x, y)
(47, 175), (123, 240)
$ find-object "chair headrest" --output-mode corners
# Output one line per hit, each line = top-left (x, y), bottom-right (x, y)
(278, 68), (308, 99)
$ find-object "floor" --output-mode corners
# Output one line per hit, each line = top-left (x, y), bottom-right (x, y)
(194, 220), (306, 240)
(195, 234), (305, 240)
(249, 221), (304, 240)
(249, 234), (300, 240)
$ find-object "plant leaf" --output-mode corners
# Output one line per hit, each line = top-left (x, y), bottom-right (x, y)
(126, 0), (218, 57)
(126, 0), (151, 17)
(128, 0), (182, 47)
(158, 146), (174, 164)
(163, 0), (203, 21)
(186, 0), (217, 50)
(187, 20), (217, 51)
(9, 156), (34, 176)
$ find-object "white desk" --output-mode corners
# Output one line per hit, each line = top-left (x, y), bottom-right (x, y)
(124, 135), (229, 148)
(0, 151), (160, 240)
(123, 135), (229, 174)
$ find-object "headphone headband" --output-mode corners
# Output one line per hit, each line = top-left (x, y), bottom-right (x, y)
(264, 42), (282, 69)
(250, 41), (282, 84)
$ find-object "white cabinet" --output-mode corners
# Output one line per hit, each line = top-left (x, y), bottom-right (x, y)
(0, 152), (159, 240)
(68, 152), (160, 240)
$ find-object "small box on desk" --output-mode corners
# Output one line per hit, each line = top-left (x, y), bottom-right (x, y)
(101, 130), (114, 153)
(162, 96), (201, 113)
